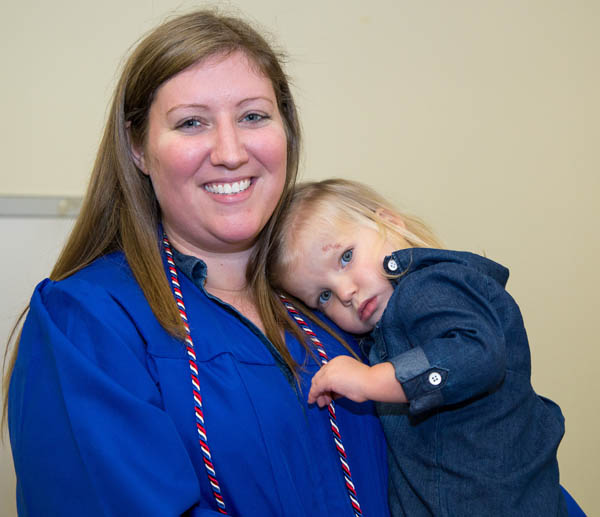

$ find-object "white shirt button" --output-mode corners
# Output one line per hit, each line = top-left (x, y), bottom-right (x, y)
(387, 259), (398, 271)
(428, 371), (442, 386)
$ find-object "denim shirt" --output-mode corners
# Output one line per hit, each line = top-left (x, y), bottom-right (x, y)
(362, 248), (567, 517)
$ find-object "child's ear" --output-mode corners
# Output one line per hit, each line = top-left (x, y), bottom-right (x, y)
(375, 207), (406, 229)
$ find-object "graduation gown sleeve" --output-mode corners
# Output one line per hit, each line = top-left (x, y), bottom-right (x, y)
(9, 278), (212, 516)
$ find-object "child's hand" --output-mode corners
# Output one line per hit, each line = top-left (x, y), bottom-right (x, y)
(308, 357), (409, 407)
(308, 356), (372, 408)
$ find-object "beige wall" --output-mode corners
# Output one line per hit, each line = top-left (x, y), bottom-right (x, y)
(2, 0), (598, 514)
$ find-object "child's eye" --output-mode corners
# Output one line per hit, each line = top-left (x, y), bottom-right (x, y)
(340, 249), (353, 267)
(318, 290), (332, 305)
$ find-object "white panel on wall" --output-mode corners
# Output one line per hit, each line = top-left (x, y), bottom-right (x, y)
(0, 196), (82, 218)
(1, 213), (77, 517)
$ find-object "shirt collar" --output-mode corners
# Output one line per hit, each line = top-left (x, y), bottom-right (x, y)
(171, 247), (208, 289)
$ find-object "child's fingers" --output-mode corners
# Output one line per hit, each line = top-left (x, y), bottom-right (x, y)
(309, 381), (336, 407)
(308, 382), (328, 404)
(307, 380), (321, 404)
(308, 364), (328, 402)
(308, 365), (335, 406)
(316, 393), (333, 408)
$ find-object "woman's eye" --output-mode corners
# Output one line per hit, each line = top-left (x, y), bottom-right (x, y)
(242, 112), (269, 123)
(318, 290), (332, 305)
(178, 118), (202, 129)
(340, 249), (353, 267)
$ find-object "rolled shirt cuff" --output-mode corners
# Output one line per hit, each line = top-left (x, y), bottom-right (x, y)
(389, 347), (448, 414)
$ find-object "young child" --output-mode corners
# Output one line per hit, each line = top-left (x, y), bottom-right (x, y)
(268, 179), (568, 516)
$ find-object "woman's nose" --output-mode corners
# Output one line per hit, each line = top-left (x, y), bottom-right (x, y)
(210, 121), (249, 169)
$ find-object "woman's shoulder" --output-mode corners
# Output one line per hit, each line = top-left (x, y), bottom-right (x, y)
(305, 308), (362, 357)
(23, 251), (177, 365)
(53, 250), (133, 286)
(32, 251), (155, 334)
(37, 251), (139, 301)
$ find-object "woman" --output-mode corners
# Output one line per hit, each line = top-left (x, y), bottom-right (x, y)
(4, 11), (389, 517)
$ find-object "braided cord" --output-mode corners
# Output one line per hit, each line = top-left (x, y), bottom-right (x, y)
(162, 235), (227, 515)
(280, 295), (363, 517)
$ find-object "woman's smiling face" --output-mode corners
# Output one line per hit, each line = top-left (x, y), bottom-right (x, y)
(135, 50), (288, 255)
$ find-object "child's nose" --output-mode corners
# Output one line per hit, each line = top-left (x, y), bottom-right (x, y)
(337, 281), (356, 306)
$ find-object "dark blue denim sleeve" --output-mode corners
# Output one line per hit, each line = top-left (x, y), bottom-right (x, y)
(382, 263), (507, 414)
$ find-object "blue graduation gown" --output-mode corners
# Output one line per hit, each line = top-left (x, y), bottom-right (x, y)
(8, 251), (389, 516)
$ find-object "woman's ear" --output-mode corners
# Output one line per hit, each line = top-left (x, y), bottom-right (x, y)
(126, 121), (149, 175)
(130, 145), (149, 175)
(375, 207), (406, 229)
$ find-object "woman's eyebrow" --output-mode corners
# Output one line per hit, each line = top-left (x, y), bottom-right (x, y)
(237, 96), (275, 107)
(166, 103), (208, 115)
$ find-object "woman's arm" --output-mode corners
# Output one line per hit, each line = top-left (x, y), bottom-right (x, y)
(9, 279), (203, 516)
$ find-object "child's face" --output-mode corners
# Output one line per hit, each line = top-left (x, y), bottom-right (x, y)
(282, 220), (400, 334)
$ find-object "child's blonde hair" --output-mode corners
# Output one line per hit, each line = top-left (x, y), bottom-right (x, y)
(268, 178), (443, 288)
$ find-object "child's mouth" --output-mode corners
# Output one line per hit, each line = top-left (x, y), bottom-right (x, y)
(358, 296), (377, 322)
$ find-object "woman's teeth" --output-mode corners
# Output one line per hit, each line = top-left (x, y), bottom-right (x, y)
(204, 179), (252, 195)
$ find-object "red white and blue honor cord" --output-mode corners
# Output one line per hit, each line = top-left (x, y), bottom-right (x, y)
(163, 235), (227, 514)
(280, 294), (363, 517)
